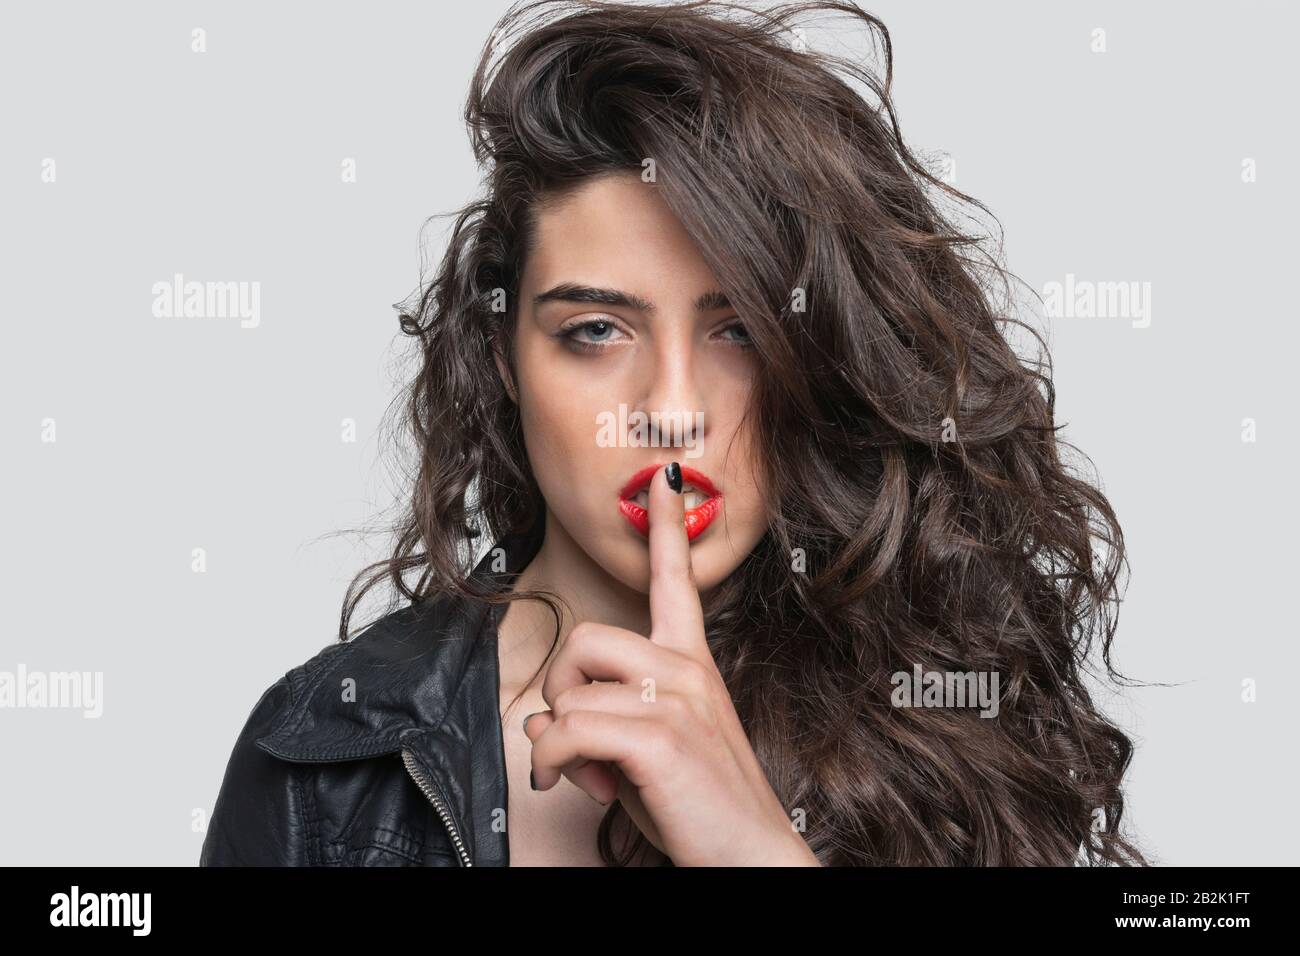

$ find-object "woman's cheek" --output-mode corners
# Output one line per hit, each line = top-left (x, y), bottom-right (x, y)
(520, 389), (610, 524)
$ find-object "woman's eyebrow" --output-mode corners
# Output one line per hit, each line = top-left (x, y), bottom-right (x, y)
(532, 283), (730, 313)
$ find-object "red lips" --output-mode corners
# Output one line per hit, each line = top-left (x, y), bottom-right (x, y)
(618, 465), (723, 542)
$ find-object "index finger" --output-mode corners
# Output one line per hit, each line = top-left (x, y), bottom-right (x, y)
(647, 461), (706, 651)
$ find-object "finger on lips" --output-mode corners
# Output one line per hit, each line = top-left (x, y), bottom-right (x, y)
(524, 462), (710, 806)
(648, 462), (706, 651)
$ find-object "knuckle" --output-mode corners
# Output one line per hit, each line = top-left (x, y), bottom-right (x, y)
(644, 721), (679, 761)
(654, 559), (688, 588)
(556, 708), (589, 735)
(678, 657), (715, 697)
(551, 686), (576, 716)
(655, 690), (690, 723)
(568, 621), (600, 655)
(540, 675), (557, 707)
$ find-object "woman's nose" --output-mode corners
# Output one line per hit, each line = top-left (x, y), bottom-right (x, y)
(633, 339), (705, 451)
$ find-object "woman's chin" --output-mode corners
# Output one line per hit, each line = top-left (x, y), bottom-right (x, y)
(604, 536), (730, 596)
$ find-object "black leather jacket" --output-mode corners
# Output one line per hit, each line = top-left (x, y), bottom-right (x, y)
(200, 521), (544, 867)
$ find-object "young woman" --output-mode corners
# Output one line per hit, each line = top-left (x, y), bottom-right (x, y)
(201, 0), (1146, 867)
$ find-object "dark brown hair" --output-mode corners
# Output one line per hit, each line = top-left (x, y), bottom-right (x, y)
(341, 0), (1147, 866)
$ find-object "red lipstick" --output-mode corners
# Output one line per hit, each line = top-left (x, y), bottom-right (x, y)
(618, 465), (723, 542)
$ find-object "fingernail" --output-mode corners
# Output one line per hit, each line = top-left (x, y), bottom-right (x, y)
(529, 769), (538, 791)
(523, 712), (539, 733)
(665, 461), (682, 493)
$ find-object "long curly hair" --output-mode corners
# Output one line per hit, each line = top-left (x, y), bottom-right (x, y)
(339, 0), (1148, 866)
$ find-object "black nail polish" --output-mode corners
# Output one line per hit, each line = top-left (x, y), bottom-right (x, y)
(529, 769), (538, 791)
(666, 461), (682, 493)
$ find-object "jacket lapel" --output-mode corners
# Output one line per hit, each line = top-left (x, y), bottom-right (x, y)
(252, 515), (545, 866)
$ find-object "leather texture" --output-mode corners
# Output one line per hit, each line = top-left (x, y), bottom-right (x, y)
(200, 518), (545, 867)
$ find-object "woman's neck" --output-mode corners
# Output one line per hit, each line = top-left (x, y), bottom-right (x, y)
(495, 510), (652, 697)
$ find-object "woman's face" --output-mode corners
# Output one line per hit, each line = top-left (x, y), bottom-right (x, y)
(500, 170), (768, 595)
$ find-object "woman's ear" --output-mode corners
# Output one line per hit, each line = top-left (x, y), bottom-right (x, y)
(491, 333), (519, 405)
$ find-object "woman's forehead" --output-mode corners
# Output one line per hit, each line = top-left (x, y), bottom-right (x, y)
(523, 174), (722, 307)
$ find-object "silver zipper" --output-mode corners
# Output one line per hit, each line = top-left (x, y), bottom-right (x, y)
(401, 747), (473, 867)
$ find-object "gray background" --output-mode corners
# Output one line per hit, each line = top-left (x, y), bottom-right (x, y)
(1, 0), (1294, 865)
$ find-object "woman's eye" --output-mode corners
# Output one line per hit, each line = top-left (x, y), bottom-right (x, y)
(573, 320), (616, 342)
(559, 318), (627, 352)
(718, 322), (753, 347)
(558, 318), (752, 352)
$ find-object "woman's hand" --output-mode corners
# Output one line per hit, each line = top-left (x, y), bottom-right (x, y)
(522, 462), (821, 867)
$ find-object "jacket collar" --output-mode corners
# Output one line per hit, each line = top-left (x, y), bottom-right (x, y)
(255, 516), (543, 761)
(252, 515), (545, 865)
